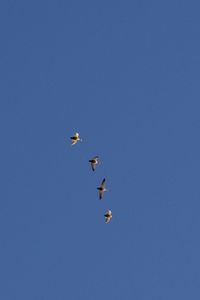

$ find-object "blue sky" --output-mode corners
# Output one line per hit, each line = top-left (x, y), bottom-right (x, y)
(0, 0), (200, 299)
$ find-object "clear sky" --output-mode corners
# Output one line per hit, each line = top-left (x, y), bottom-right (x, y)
(0, 0), (200, 299)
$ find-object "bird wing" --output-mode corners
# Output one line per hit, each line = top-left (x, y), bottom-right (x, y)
(71, 135), (77, 140)
(91, 162), (96, 171)
(71, 139), (77, 145)
(105, 216), (111, 223)
(74, 132), (79, 137)
(101, 178), (106, 188)
(99, 190), (103, 199)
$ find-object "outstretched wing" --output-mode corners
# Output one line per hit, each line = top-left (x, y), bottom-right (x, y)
(71, 138), (77, 145)
(101, 178), (106, 188)
(91, 162), (96, 171)
(99, 190), (103, 199)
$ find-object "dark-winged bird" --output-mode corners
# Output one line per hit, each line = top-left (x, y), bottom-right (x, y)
(97, 178), (108, 199)
(89, 156), (99, 171)
(70, 132), (82, 145)
(104, 210), (112, 223)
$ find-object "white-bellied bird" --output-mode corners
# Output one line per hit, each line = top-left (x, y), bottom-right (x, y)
(97, 178), (108, 199)
(104, 210), (112, 223)
(89, 156), (99, 171)
(70, 132), (82, 145)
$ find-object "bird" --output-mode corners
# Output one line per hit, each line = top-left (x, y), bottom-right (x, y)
(97, 178), (108, 199)
(104, 210), (112, 223)
(89, 156), (99, 171)
(70, 132), (82, 145)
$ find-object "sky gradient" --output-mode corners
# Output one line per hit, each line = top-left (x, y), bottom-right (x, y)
(0, 0), (200, 299)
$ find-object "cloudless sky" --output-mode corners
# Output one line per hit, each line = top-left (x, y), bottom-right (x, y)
(0, 0), (200, 299)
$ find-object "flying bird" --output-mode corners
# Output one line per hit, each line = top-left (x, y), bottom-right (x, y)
(97, 178), (108, 199)
(70, 132), (82, 145)
(89, 156), (99, 171)
(104, 210), (112, 223)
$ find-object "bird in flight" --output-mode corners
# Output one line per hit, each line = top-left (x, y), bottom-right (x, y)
(70, 132), (82, 145)
(104, 210), (112, 223)
(89, 156), (99, 171)
(97, 178), (108, 199)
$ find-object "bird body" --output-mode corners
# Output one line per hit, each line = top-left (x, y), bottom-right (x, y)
(104, 210), (112, 223)
(97, 178), (108, 199)
(89, 156), (99, 171)
(70, 132), (82, 145)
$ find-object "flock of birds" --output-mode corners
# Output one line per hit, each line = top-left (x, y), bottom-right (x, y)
(70, 132), (113, 224)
